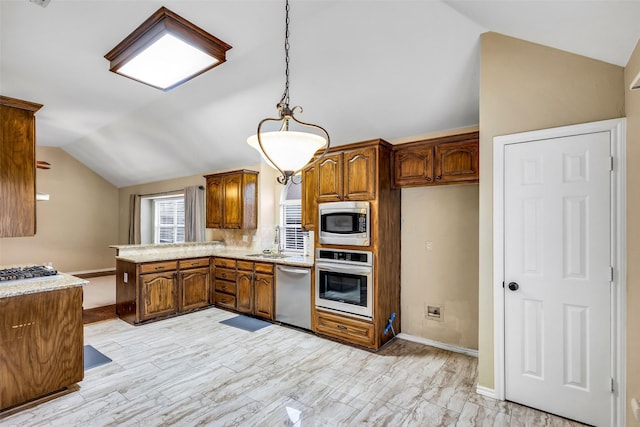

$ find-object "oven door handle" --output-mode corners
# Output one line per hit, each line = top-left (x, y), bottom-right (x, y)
(316, 264), (371, 276)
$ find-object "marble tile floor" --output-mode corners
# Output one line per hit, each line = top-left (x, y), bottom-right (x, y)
(1, 308), (588, 427)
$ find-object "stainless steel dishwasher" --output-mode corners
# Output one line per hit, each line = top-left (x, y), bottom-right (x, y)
(275, 265), (311, 329)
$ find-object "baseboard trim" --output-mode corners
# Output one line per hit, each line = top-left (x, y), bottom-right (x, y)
(71, 269), (116, 278)
(475, 385), (498, 400)
(397, 333), (479, 358)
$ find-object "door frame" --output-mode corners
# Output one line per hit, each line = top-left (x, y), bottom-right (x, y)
(492, 118), (626, 426)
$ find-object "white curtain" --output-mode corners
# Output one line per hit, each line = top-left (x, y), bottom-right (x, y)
(184, 185), (206, 242)
(128, 194), (141, 244)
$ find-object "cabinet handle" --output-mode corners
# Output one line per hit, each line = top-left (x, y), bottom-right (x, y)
(336, 324), (347, 330)
(221, 273), (226, 278)
(426, 177), (432, 182)
(436, 176), (442, 181)
(155, 266), (164, 271)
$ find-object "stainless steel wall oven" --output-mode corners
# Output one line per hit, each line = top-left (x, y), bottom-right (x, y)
(315, 248), (373, 318)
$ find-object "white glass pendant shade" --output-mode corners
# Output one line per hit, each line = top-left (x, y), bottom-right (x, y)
(247, 131), (327, 172)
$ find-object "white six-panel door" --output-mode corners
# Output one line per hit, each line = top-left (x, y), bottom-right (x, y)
(503, 131), (612, 426)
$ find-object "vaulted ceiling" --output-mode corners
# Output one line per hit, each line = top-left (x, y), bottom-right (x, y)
(1, 0), (639, 187)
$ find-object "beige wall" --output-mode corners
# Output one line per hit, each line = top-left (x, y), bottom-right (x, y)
(401, 184), (479, 349)
(478, 32), (625, 389)
(0, 146), (119, 273)
(117, 163), (280, 248)
(624, 39), (640, 427)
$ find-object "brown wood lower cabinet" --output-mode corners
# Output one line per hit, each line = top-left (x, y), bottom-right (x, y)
(213, 258), (274, 321)
(315, 309), (375, 348)
(140, 270), (178, 321)
(179, 258), (211, 312)
(0, 287), (83, 410)
(116, 257), (212, 325)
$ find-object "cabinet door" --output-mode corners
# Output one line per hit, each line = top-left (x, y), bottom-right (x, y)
(393, 146), (434, 187)
(235, 270), (253, 314)
(205, 176), (223, 228)
(0, 287), (83, 410)
(317, 153), (343, 202)
(301, 163), (318, 230)
(254, 273), (274, 320)
(0, 104), (37, 237)
(180, 267), (210, 311)
(343, 147), (376, 200)
(433, 140), (479, 184)
(223, 174), (242, 229)
(140, 272), (178, 320)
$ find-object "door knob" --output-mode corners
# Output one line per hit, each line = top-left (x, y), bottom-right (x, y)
(508, 282), (519, 291)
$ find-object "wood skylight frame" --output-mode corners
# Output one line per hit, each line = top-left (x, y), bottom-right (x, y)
(104, 7), (232, 91)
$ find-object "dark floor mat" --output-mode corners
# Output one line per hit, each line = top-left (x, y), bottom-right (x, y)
(84, 345), (112, 370)
(219, 315), (271, 332)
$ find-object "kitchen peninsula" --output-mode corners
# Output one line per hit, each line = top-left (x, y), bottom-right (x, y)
(0, 268), (87, 411)
(111, 242), (313, 325)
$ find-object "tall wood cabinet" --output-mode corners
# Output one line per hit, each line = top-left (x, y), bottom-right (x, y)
(0, 96), (43, 237)
(393, 131), (479, 188)
(204, 170), (258, 229)
(304, 139), (401, 350)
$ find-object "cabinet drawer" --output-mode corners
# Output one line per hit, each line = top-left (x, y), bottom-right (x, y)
(214, 258), (236, 269)
(215, 267), (236, 281)
(215, 280), (236, 295)
(237, 260), (254, 271)
(316, 310), (375, 348)
(254, 262), (274, 274)
(215, 292), (236, 309)
(140, 261), (178, 274)
(179, 258), (210, 269)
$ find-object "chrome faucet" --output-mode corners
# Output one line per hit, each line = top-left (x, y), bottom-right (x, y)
(274, 225), (283, 253)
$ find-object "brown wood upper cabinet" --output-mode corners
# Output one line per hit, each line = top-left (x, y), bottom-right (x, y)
(0, 96), (43, 237)
(204, 169), (258, 229)
(317, 146), (377, 202)
(301, 162), (318, 230)
(393, 131), (479, 188)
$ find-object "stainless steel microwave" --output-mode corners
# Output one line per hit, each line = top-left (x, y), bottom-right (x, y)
(318, 201), (370, 246)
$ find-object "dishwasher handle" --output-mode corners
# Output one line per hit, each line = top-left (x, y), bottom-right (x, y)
(277, 266), (311, 275)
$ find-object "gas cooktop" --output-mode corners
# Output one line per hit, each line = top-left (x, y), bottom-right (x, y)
(0, 265), (58, 282)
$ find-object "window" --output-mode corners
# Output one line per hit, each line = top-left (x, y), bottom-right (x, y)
(154, 196), (185, 244)
(280, 180), (305, 252)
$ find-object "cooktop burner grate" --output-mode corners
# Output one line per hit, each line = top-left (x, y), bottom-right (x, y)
(0, 265), (58, 282)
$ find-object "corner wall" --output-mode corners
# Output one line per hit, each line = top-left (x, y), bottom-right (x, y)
(624, 39), (640, 427)
(478, 32), (625, 388)
(0, 146), (119, 272)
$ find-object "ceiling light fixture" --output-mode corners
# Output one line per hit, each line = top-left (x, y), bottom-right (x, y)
(247, 0), (330, 185)
(104, 7), (231, 91)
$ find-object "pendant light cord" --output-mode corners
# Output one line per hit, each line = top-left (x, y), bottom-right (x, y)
(279, 0), (291, 108)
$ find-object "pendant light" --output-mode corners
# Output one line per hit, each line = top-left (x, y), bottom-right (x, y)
(247, 0), (330, 184)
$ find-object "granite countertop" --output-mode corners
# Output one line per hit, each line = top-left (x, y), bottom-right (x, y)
(0, 269), (88, 299)
(111, 243), (314, 268)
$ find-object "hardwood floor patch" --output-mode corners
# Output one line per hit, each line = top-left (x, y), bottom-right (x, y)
(82, 304), (116, 324)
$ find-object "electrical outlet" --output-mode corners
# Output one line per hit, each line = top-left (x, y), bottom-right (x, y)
(123, 272), (128, 283)
(242, 235), (249, 242)
(425, 241), (433, 251)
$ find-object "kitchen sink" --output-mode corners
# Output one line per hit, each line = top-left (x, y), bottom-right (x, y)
(246, 253), (291, 259)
